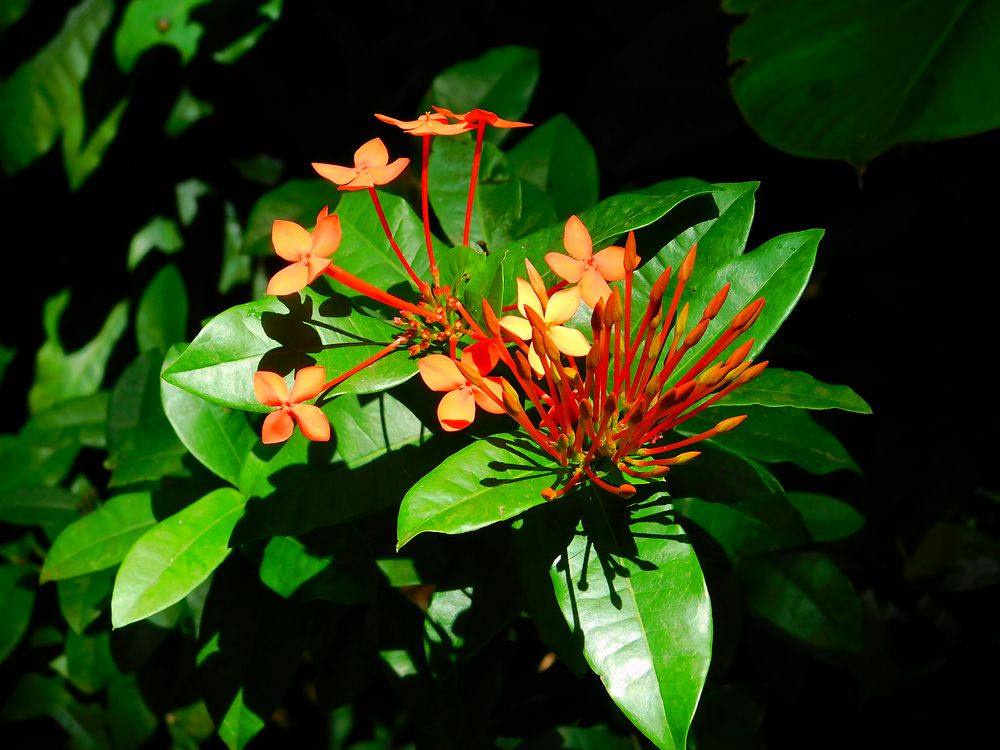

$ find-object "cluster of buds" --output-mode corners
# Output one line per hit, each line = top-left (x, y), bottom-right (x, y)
(478, 234), (767, 499)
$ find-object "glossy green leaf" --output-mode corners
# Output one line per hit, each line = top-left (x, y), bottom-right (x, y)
(0, 564), (35, 663)
(728, 0), (1000, 166)
(242, 178), (341, 258)
(62, 630), (119, 693)
(0, 436), (78, 496)
(106, 352), (189, 487)
(509, 114), (599, 218)
(550, 494), (711, 750)
(57, 568), (115, 634)
(0, 486), (82, 528)
(674, 493), (809, 559)
(234, 391), (432, 540)
(719, 367), (871, 412)
(20, 391), (109, 450)
(112, 487), (246, 627)
(176, 178), (212, 225)
(42, 492), (156, 582)
(429, 136), (556, 251)
(29, 290), (128, 413)
(219, 200), (250, 294)
(165, 87), (215, 138)
(137, 264), (188, 353)
(128, 216), (184, 270)
(211, 0), (281, 64)
(329, 189), (445, 292)
(738, 550), (862, 651)
(396, 433), (565, 550)
(515, 726), (636, 750)
(676, 404), (858, 475)
(1, 673), (73, 722)
(161, 345), (259, 488)
(0, 0), (125, 187)
(258, 534), (371, 604)
(217, 689), (265, 750)
(114, 0), (212, 73)
(106, 675), (158, 750)
(430, 46), (539, 144)
(787, 492), (865, 542)
(162, 286), (416, 411)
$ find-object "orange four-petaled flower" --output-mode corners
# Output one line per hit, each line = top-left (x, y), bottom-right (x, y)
(254, 366), (331, 444)
(499, 277), (592, 375)
(266, 207), (342, 296)
(545, 215), (629, 308)
(312, 137), (410, 191)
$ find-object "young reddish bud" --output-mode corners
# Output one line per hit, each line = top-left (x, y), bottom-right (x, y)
(624, 231), (640, 273)
(703, 283), (731, 320)
(679, 243), (698, 283)
(715, 414), (748, 433)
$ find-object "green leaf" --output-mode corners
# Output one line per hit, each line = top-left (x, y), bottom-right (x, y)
(242, 178), (341, 258)
(28, 290), (128, 413)
(1, 673), (73, 721)
(719, 367), (871, 412)
(550, 495), (711, 750)
(217, 689), (265, 750)
(20, 391), (110, 449)
(738, 550), (862, 651)
(430, 46), (539, 144)
(165, 87), (215, 138)
(57, 568), (115, 634)
(161, 344), (258, 488)
(162, 287), (416, 412)
(114, 0), (213, 73)
(396, 433), (564, 550)
(137, 263), (189, 353)
(42, 492), (157, 582)
(509, 114), (599, 219)
(128, 215), (184, 270)
(329, 189), (445, 292)
(0, 564), (35, 663)
(0, 344), (15, 387)
(516, 726), (636, 750)
(111, 487), (246, 627)
(0, 486), (82, 528)
(176, 178), (212, 225)
(62, 630), (119, 693)
(0, 436), (78, 496)
(106, 352), (189, 487)
(676, 405), (859, 475)
(674, 493), (809, 559)
(106, 675), (158, 750)
(728, 0), (1000, 166)
(786, 492), (865, 542)
(429, 136), (556, 251)
(326, 390), (428, 468)
(219, 200), (250, 294)
(0, 0), (125, 186)
(211, 0), (282, 64)
(258, 534), (372, 604)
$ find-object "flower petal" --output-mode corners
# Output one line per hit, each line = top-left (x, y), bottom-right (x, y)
(579, 267), (613, 309)
(272, 220), (311, 261)
(304, 257), (331, 285)
(262, 409), (294, 444)
(473, 378), (505, 414)
(462, 340), (498, 375)
(354, 137), (389, 168)
(438, 387), (475, 432)
(367, 158), (410, 186)
(527, 344), (544, 377)
(266, 262), (310, 296)
(593, 245), (627, 281)
(492, 116), (531, 128)
(312, 162), (358, 185)
(499, 315), (532, 341)
(311, 214), (342, 258)
(544, 252), (586, 283)
(516, 277), (543, 318)
(418, 354), (465, 392)
(563, 215), (593, 261)
(549, 325), (592, 357)
(289, 365), (327, 403)
(545, 286), (583, 325)
(254, 370), (289, 406)
(374, 113), (420, 130)
(291, 404), (331, 442)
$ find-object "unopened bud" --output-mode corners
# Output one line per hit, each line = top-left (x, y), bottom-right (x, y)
(738, 360), (769, 383)
(683, 319), (710, 349)
(679, 243), (698, 283)
(541, 488), (558, 501)
(482, 299), (501, 338)
(579, 399), (594, 421)
(603, 289), (622, 326)
(703, 283), (731, 320)
(624, 231), (640, 273)
(649, 267), (672, 307)
(591, 298), (605, 333)
(715, 414), (748, 433)
(454, 358), (485, 388)
(724, 338), (754, 368)
(732, 297), (766, 331)
(668, 451), (701, 465)
(524, 259), (549, 308)
(617, 484), (637, 499)
(514, 351), (534, 381)
(501, 381), (524, 415)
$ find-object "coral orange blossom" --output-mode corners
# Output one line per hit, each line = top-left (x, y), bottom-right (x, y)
(252, 104), (766, 503)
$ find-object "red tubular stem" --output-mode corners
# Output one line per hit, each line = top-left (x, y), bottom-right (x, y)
(421, 134), (439, 285)
(368, 187), (427, 293)
(324, 265), (431, 319)
(463, 121), (487, 247)
(322, 336), (407, 392)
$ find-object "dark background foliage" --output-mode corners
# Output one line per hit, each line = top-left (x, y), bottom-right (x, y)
(2, 1), (998, 748)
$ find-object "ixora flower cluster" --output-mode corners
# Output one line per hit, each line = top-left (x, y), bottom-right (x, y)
(254, 106), (767, 498)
